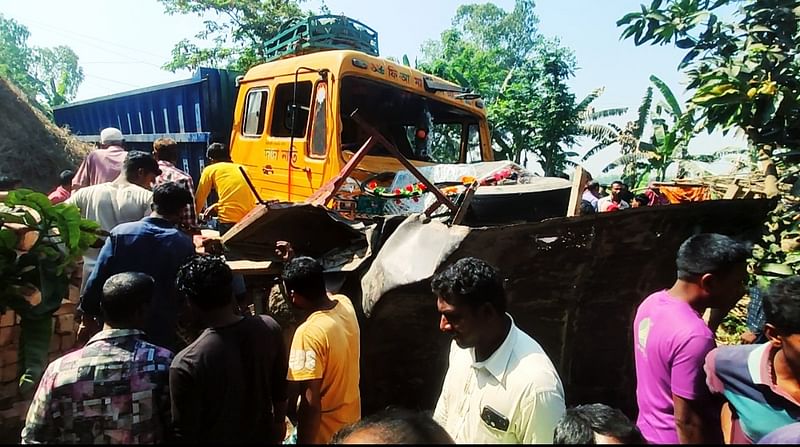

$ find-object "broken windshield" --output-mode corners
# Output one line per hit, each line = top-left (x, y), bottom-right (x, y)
(339, 76), (482, 164)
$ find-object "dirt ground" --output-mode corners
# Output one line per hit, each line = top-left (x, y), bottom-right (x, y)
(0, 76), (91, 193)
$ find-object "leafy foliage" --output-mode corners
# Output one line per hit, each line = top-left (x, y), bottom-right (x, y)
(0, 14), (84, 111)
(0, 190), (99, 392)
(418, 0), (581, 176)
(159, 0), (308, 72)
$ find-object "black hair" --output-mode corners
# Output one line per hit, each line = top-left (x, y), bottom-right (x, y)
(100, 272), (154, 324)
(764, 276), (800, 334)
(153, 138), (179, 163)
(59, 170), (75, 186)
(675, 233), (751, 280)
(611, 180), (624, 187)
(152, 181), (192, 216)
(620, 189), (635, 203)
(124, 151), (161, 179)
(0, 175), (21, 190)
(431, 257), (506, 313)
(206, 142), (230, 161)
(281, 256), (327, 301)
(553, 403), (645, 444)
(586, 181), (600, 192)
(175, 255), (234, 311)
(331, 408), (454, 444)
(579, 200), (596, 215)
(633, 193), (649, 207)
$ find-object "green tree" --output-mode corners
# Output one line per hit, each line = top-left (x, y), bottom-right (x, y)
(0, 14), (84, 110)
(419, 0), (582, 176)
(30, 46), (84, 107)
(159, 0), (308, 72)
(0, 14), (38, 100)
(617, 0), (800, 197)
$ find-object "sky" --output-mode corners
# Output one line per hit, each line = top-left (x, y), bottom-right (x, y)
(1, 0), (747, 177)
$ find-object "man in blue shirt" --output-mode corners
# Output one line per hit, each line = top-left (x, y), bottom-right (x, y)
(79, 182), (196, 350)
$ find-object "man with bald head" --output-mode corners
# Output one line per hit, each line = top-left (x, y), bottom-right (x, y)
(23, 272), (174, 444)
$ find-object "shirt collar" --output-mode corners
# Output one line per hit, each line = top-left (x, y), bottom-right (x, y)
(86, 328), (143, 345)
(750, 342), (800, 405)
(142, 216), (177, 228)
(472, 313), (517, 383)
(158, 160), (176, 169)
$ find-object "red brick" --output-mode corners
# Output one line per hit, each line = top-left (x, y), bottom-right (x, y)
(1, 364), (17, 383)
(68, 285), (80, 303)
(0, 312), (14, 328)
(54, 302), (76, 316)
(60, 334), (75, 352)
(0, 350), (17, 370)
(54, 314), (75, 335)
(0, 328), (12, 347)
(48, 334), (59, 353)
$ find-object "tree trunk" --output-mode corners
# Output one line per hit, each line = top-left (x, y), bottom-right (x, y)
(757, 143), (779, 198)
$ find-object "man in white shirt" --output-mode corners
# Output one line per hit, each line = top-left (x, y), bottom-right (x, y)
(597, 180), (630, 212)
(67, 151), (161, 295)
(432, 257), (566, 444)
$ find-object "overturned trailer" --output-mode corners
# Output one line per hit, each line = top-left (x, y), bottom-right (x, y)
(220, 132), (773, 419)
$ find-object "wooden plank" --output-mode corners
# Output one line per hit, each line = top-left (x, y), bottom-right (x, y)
(226, 260), (279, 276)
(567, 166), (591, 217)
(722, 183), (741, 200)
(305, 135), (376, 207)
(451, 181), (479, 225)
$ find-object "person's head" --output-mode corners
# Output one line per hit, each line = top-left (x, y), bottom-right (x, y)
(153, 137), (179, 163)
(631, 193), (649, 208)
(585, 180), (600, 198)
(152, 181), (193, 223)
(99, 127), (124, 148)
(331, 408), (454, 444)
(580, 200), (596, 216)
(58, 169), (75, 189)
(610, 181), (624, 200)
(675, 233), (751, 308)
(0, 176), (22, 190)
(123, 151), (161, 189)
(764, 276), (800, 373)
(553, 403), (645, 444)
(431, 257), (506, 349)
(206, 142), (231, 163)
(100, 272), (154, 328)
(281, 256), (327, 310)
(176, 255), (235, 312)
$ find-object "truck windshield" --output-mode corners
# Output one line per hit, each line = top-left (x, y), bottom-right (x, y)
(339, 76), (481, 164)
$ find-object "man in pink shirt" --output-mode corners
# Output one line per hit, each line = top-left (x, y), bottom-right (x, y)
(633, 233), (750, 444)
(72, 127), (128, 191)
(152, 137), (198, 234)
(48, 170), (74, 204)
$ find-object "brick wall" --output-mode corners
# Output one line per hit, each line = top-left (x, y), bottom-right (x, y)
(0, 284), (80, 443)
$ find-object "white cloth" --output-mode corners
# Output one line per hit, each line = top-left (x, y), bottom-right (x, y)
(433, 316), (565, 444)
(65, 180), (152, 291)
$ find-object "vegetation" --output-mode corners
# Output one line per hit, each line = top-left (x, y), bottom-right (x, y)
(0, 14), (84, 112)
(159, 0), (309, 72)
(0, 190), (99, 392)
(418, 0), (582, 176)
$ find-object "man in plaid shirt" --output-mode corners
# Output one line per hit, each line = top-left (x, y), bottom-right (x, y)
(153, 138), (198, 234)
(22, 272), (173, 444)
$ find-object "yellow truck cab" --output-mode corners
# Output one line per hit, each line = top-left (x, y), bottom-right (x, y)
(228, 16), (493, 205)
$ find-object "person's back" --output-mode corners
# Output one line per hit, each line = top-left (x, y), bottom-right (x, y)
(290, 294), (361, 442)
(195, 161), (254, 224)
(68, 181), (153, 232)
(633, 290), (715, 442)
(171, 314), (287, 443)
(632, 233), (750, 444)
(72, 128), (128, 190)
(22, 273), (173, 444)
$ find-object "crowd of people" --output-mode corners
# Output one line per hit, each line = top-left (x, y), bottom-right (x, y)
(580, 178), (668, 215)
(6, 127), (799, 444)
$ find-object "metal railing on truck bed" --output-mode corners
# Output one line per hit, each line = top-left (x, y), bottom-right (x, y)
(53, 67), (240, 184)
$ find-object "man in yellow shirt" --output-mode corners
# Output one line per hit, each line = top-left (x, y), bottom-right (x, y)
(194, 142), (256, 235)
(282, 256), (361, 444)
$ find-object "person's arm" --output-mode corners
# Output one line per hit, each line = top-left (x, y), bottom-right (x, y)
(286, 325), (326, 443)
(169, 363), (200, 444)
(671, 334), (721, 444)
(76, 234), (116, 346)
(194, 168), (212, 216)
(71, 154), (93, 191)
(519, 388), (566, 444)
(20, 364), (57, 443)
(295, 378), (323, 444)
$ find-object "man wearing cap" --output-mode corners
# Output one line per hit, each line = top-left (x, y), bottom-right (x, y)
(67, 151), (161, 301)
(72, 127), (128, 191)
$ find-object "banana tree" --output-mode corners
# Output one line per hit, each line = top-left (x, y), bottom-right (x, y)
(0, 189), (99, 393)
